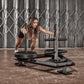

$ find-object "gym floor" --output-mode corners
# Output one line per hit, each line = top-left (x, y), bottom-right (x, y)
(0, 48), (84, 84)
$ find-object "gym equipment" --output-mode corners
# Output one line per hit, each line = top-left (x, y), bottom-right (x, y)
(45, 49), (67, 55)
(15, 51), (37, 60)
(45, 38), (67, 41)
(14, 23), (75, 75)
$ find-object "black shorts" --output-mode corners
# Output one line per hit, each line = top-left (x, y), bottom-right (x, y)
(18, 31), (24, 38)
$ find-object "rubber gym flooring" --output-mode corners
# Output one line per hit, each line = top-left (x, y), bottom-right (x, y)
(0, 48), (84, 84)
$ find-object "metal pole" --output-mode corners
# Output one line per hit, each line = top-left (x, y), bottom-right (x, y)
(35, 0), (39, 48)
(2, 0), (7, 48)
(24, 0), (29, 52)
(45, 0), (49, 48)
(24, 0), (29, 24)
(54, 0), (59, 60)
(65, 0), (69, 47)
(75, 0), (78, 47)
(13, 0), (18, 45)
(25, 23), (28, 53)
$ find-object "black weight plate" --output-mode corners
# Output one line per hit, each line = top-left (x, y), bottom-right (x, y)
(45, 49), (67, 55)
(15, 51), (37, 59)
